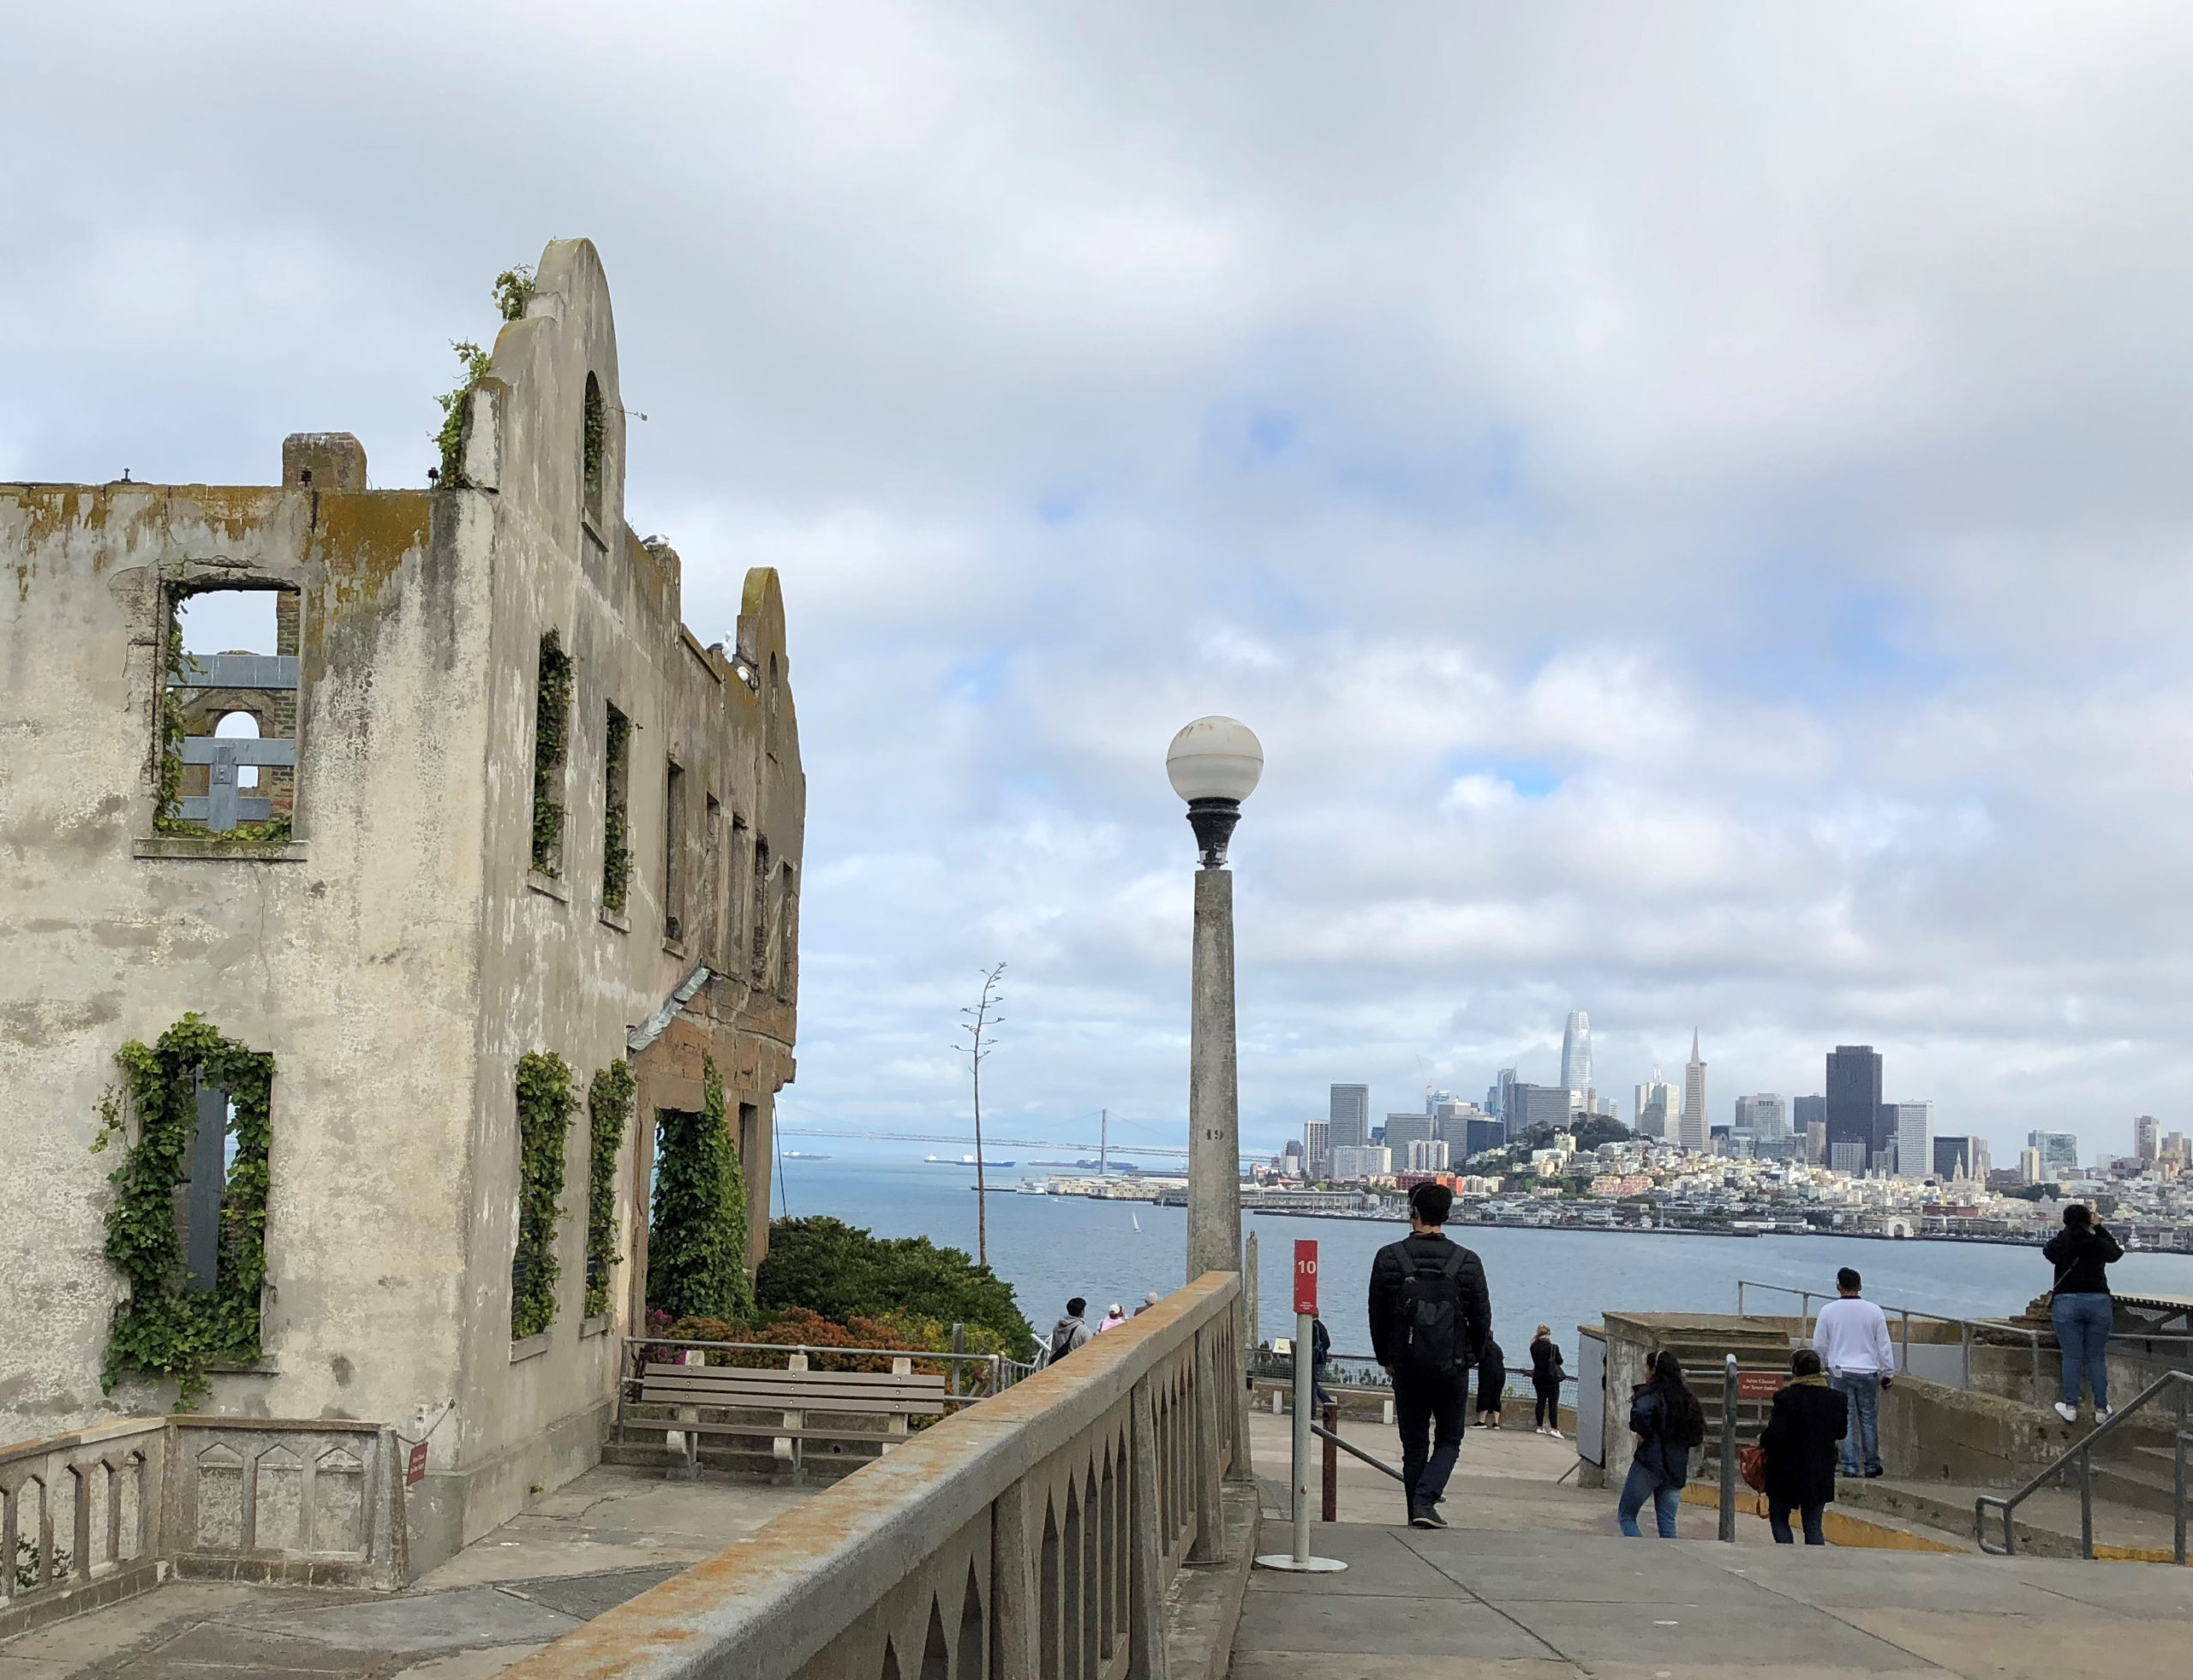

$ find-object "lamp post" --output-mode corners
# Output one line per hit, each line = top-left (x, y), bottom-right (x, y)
(1167, 716), (1263, 1287)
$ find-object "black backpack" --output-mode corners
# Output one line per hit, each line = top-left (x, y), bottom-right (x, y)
(1399, 1245), (1469, 1374)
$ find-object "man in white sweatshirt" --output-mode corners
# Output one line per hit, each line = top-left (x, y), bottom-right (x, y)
(1811, 1266), (1895, 1478)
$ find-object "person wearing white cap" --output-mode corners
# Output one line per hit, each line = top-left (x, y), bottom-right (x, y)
(1096, 1303), (1128, 1333)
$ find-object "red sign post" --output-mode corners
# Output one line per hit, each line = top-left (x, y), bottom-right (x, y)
(1294, 1240), (1318, 1316)
(1736, 1372), (1786, 1402)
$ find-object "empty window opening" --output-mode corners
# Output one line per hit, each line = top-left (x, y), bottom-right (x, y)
(162, 585), (300, 837)
(530, 631), (574, 876)
(729, 813), (750, 956)
(601, 704), (631, 915)
(583, 373), (607, 528)
(769, 862), (798, 1000)
(764, 652), (781, 762)
(738, 1102), (759, 1200)
(750, 836), (770, 984)
(176, 1079), (236, 1294)
(702, 794), (723, 965)
(663, 761), (687, 942)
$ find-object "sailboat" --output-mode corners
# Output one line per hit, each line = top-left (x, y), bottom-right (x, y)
(1132, 1211), (1141, 1232)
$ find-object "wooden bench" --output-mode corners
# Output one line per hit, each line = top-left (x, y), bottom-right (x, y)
(636, 1360), (950, 1479)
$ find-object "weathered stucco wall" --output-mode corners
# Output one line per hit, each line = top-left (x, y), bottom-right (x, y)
(0, 237), (804, 1575)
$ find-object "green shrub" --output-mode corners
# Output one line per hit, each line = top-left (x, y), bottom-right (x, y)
(647, 1058), (753, 1322)
(756, 1217), (1035, 1361)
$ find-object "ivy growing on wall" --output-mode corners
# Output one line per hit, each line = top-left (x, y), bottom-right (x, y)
(511, 1051), (577, 1341)
(433, 340), (493, 489)
(583, 374), (607, 523)
(493, 264), (536, 323)
(583, 1059), (635, 1318)
(647, 1057), (753, 1323)
(93, 1013), (274, 1406)
(601, 706), (631, 914)
(530, 630), (574, 875)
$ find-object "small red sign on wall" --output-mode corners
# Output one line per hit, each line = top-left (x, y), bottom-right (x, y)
(1736, 1372), (1787, 1401)
(407, 1442), (430, 1486)
(1294, 1240), (1318, 1316)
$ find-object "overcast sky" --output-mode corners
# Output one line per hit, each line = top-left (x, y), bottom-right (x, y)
(10, 3), (2193, 1168)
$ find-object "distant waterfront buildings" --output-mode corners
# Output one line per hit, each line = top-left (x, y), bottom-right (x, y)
(1303, 1118), (1330, 1180)
(1826, 1047), (1885, 1169)
(1678, 1031), (1707, 1151)
(1561, 1011), (1592, 1103)
(1330, 1144), (1390, 1179)
(1329, 1084), (1370, 1151)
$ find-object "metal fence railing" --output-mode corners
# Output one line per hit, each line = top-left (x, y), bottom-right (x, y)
(1977, 1369), (2192, 1561)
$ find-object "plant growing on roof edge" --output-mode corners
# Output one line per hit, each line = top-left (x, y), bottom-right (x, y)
(433, 339), (493, 487)
(511, 1051), (577, 1340)
(584, 1059), (636, 1318)
(93, 1014), (275, 1407)
(530, 630), (574, 875)
(647, 1057), (753, 1324)
(493, 264), (535, 324)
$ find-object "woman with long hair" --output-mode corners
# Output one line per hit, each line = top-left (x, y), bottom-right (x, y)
(1619, 1349), (1706, 1538)
(1529, 1324), (1565, 1437)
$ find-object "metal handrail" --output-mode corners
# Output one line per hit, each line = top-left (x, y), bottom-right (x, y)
(1736, 1279), (2052, 1404)
(1975, 1368), (2192, 1562)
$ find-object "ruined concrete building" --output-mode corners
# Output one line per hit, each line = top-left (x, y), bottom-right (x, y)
(0, 240), (802, 1574)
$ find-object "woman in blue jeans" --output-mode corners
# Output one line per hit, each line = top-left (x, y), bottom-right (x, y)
(1619, 1350), (1706, 1538)
(2044, 1204), (2122, 1424)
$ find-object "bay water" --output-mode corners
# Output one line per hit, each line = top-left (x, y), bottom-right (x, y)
(779, 1157), (2193, 1370)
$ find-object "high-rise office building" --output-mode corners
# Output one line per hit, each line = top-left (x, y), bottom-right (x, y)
(1826, 1047), (1884, 1169)
(1830, 1139), (1867, 1175)
(1329, 1084), (1370, 1151)
(1804, 1121), (1827, 1165)
(1383, 1114), (1436, 1151)
(2019, 1145), (2044, 1185)
(1678, 1031), (1707, 1151)
(1426, 1089), (1457, 1116)
(1561, 1011), (1592, 1099)
(2135, 1115), (2161, 1164)
(1890, 1101), (1933, 1181)
(1933, 1135), (1990, 1181)
(1735, 1094), (1788, 1139)
(1303, 1119), (1330, 1181)
(1793, 1094), (1826, 1138)
(1634, 1072), (1674, 1139)
(1280, 1139), (1304, 1175)
(2028, 1130), (2079, 1179)
(1509, 1082), (1573, 1134)
(1492, 1067), (1517, 1123)
(1464, 1116), (1507, 1157)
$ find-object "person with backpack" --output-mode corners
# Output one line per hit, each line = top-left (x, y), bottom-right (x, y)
(1618, 1349), (1706, 1539)
(1368, 1181), (1492, 1529)
(1529, 1325), (1566, 1437)
(1047, 1298), (1092, 1364)
(1757, 1348), (1847, 1545)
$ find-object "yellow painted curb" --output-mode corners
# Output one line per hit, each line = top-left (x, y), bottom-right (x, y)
(1676, 1481), (1963, 1553)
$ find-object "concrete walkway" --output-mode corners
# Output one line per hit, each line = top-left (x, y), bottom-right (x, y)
(1235, 1411), (2193, 1680)
(0, 1465), (810, 1678)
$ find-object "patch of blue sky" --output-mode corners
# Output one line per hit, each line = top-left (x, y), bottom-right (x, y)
(1449, 756), (1563, 798)
(946, 646), (1013, 707)
(1036, 488), (1082, 525)
(1721, 558), (1957, 705)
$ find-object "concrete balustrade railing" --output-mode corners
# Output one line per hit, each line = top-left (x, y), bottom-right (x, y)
(501, 1271), (1248, 1680)
(0, 1414), (404, 1639)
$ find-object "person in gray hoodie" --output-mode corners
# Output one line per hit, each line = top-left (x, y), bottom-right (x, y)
(1048, 1298), (1093, 1364)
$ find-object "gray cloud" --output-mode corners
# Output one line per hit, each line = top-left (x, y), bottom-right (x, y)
(9, 3), (2193, 1163)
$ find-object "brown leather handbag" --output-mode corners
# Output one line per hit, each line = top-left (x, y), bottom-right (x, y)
(1738, 1442), (1768, 1494)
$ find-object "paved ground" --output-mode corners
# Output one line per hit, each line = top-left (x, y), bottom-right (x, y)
(1236, 1408), (2193, 1680)
(0, 1464), (810, 1678)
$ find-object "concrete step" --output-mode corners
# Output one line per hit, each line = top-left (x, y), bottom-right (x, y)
(1837, 1473), (2187, 1562)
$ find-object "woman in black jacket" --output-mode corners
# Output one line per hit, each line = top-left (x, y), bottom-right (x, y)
(1476, 1336), (1506, 1427)
(1529, 1326), (1565, 1438)
(2043, 1204), (2123, 1424)
(1760, 1348), (1848, 1545)
(1619, 1350), (1705, 1538)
